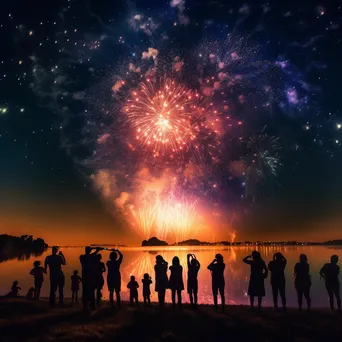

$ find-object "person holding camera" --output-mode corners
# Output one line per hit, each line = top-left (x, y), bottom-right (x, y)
(187, 254), (200, 308)
(80, 246), (103, 310)
(268, 252), (287, 311)
(207, 253), (225, 311)
(243, 251), (268, 310)
(154, 255), (168, 306)
(106, 248), (123, 307)
(44, 246), (66, 307)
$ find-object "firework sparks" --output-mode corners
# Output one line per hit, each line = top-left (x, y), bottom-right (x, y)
(156, 194), (197, 242)
(248, 134), (281, 178)
(29, 3), (309, 242)
(124, 79), (203, 155)
(243, 134), (281, 201)
(130, 191), (197, 242)
(130, 196), (158, 240)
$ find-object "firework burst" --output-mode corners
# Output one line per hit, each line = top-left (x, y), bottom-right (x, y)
(155, 194), (197, 242)
(247, 134), (281, 177)
(130, 190), (198, 242)
(123, 79), (204, 156)
(243, 134), (282, 201)
(29, 2), (314, 242)
(130, 195), (158, 240)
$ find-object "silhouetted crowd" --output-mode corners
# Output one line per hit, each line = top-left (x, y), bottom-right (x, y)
(5, 247), (341, 312)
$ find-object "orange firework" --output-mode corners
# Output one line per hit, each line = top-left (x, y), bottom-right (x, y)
(130, 196), (158, 240)
(130, 191), (198, 242)
(124, 79), (201, 154)
(155, 195), (197, 243)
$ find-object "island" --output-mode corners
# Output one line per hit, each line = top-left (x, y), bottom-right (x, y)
(142, 237), (168, 246)
(324, 239), (342, 245)
(0, 234), (48, 263)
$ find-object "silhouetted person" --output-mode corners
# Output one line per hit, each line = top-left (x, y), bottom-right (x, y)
(320, 255), (341, 312)
(169, 256), (184, 308)
(30, 260), (46, 300)
(294, 254), (311, 311)
(142, 273), (152, 305)
(7, 281), (21, 297)
(45, 246), (66, 306)
(80, 246), (102, 310)
(95, 254), (106, 306)
(243, 251), (268, 310)
(268, 252), (287, 310)
(107, 249), (123, 307)
(127, 275), (139, 306)
(71, 270), (82, 303)
(154, 255), (168, 306)
(208, 253), (225, 311)
(187, 254), (200, 308)
(26, 287), (35, 300)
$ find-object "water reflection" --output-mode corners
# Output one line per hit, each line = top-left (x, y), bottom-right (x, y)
(0, 249), (45, 263)
(0, 246), (341, 308)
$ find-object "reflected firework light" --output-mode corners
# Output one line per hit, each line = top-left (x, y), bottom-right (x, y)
(123, 252), (189, 291)
(124, 253), (155, 278)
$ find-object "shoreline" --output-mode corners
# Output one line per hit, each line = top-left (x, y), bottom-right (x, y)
(0, 296), (336, 309)
(1, 298), (341, 341)
(0, 296), (339, 311)
(43, 244), (342, 249)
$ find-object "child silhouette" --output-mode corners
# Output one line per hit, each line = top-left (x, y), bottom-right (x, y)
(26, 287), (35, 300)
(142, 273), (152, 305)
(127, 275), (139, 306)
(7, 281), (21, 297)
(30, 260), (46, 300)
(71, 270), (82, 303)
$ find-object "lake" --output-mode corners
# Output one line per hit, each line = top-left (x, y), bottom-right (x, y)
(1, 246), (341, 307)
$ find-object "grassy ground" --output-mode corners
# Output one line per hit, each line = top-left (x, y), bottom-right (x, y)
(0, 298), (341, 342)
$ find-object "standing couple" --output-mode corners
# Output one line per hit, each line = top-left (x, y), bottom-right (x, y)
(80, 246), (123, 310)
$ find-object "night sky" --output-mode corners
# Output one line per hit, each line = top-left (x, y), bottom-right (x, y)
(1, 0), (342, 245)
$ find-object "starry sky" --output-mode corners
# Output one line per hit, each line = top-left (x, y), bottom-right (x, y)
(1, 0), (342, 245)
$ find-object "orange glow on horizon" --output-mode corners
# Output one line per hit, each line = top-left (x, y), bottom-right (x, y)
(2, 202), (342, 246)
